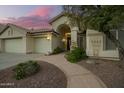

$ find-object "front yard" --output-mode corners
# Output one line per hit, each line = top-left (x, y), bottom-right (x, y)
(0, 61), (67, 88)
(78, 59), (124, 88)
(1, 52), (124, 88)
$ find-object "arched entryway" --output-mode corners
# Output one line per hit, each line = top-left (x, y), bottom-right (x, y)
(57, 24), (71, 51)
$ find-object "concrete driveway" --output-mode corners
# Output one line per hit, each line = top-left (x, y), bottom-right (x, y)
(0, 53), (43, 70)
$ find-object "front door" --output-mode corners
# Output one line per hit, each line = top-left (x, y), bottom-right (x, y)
(67, 37), (71, 50)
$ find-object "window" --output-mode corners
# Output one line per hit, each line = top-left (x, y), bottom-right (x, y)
(105, 30), (117, 50)
(8, 29), (13, 36)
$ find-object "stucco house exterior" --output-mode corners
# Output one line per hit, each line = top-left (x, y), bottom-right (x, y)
(0, 23), (59, 54)
(49, 13), (124, 60)
(0, 13), (124, 60)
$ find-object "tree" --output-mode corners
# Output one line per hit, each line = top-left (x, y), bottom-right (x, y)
(63, 5), (124, 60)
(63, 5), (100, 31)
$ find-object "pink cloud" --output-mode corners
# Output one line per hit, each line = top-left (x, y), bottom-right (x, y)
(0, 6), (59, 30)
(28, 6), (54, 18)
(0, 16), (52, 30)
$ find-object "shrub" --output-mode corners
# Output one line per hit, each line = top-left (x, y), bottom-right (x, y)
(52, 46), (63, 54)
(65, 47), (87, 63)
(13, 60), (40, 80)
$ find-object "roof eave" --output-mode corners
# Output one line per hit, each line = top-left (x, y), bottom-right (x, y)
(27, 30), (59, 36)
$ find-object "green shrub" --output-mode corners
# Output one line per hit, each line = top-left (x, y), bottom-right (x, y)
(13, 60), (40, 80)
(52, 46), (63, 54)
(65, 47), (87, 63)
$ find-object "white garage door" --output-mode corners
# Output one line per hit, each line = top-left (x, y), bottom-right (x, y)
(34, 38), (50, 54)
(5, 38), (24, 53)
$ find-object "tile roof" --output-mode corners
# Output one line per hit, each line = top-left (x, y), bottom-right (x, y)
(0, 23), (55, 35)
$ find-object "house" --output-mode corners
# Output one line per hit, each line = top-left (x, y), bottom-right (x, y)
(49, 13), (124, 60)
(0, 13), (75, 54)
(0, 23), (59, 54)
(0, 13), (124, 60)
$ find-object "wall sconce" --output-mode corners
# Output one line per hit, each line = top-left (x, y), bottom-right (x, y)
(62, 38), (66, 42)
(47, 34), (51, 40)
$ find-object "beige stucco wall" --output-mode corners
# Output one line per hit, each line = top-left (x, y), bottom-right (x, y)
(51, 34), (64, 52)
(0, 26), (26, 39)
(26, 36), (34, 53)
(0, 39), (4, 52)
(21, 37), (27, 53)
(86, 29), (119, 59)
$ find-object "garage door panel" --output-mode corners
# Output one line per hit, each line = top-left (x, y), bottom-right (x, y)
(5, 38), (24, 53)
(34, 38), (50, 53)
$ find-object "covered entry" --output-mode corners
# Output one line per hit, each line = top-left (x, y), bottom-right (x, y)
(57, 24), (71, 51)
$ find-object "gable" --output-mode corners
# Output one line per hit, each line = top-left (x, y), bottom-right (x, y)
(51, 16), (69, 31)
(0, 26), (26, 38)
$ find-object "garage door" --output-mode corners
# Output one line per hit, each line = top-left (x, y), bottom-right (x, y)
(5, 38), (24, 53)
(34, 38), (50, 54)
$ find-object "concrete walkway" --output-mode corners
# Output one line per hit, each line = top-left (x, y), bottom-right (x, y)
(35, 53), (107, 88)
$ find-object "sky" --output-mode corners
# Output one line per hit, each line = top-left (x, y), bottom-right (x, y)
(0, 5), (63, 29)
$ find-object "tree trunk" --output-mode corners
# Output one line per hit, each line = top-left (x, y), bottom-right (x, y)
(104, 31), (124, 60)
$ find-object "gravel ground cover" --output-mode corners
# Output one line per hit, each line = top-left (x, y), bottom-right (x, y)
(0, 61), (67, 88)
(78, 59), (124, 88)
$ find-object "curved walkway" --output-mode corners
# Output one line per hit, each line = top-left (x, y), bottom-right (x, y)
(35, 53), (106, 88)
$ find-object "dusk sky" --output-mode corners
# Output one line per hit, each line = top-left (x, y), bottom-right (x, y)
(0, 5), (63, 29)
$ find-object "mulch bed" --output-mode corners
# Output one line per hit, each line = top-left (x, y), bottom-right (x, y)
(0, 61), (67, 88)
(78, 59), (124, 88)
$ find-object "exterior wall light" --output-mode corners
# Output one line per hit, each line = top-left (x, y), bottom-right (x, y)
(62, 38), (66, 42)
(47, 34), (51, 40)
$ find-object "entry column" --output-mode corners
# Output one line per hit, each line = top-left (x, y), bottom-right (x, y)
(71, 27), (79, 49)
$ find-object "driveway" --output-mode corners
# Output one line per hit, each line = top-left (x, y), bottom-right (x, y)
(0, 53), (43, 70)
